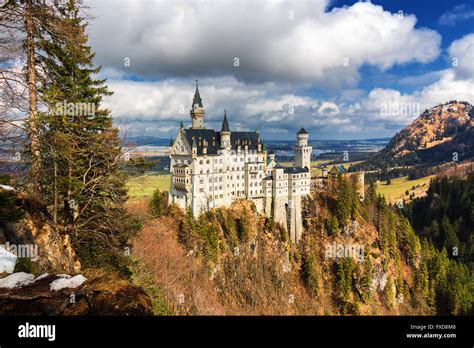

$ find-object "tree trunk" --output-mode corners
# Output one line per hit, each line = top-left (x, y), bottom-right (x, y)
(25, 0), (42, 197)
(53, 159), (58, 223)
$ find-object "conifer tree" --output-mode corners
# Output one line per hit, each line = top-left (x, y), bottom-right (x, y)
(37, 0), (130, 269)
(441, 216), (460, 257)
(335, 176), (351, 226)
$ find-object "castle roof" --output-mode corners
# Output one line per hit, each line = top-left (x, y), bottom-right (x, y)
(192, 80), (203, 108)
(221, 110), (230, 132)
(297, 127), (308, 135)
(230, 131), (260, 151)
(330, 165), (347, 174)
(182, 128), (260, 155)
(283, 167), (309, 174)
(273, 165), (308, 173)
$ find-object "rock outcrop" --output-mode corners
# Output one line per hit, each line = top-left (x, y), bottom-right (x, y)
(0, 271), (153, 315)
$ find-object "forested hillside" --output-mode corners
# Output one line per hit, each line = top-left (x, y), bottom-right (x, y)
(131, 175), (473, 315)
(404, 173), (474, 256)
(0, 1), (472, 317)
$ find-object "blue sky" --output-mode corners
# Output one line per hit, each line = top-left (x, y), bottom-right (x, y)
(85, 0), (474, 140)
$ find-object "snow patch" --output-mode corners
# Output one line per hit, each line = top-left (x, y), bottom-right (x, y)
(0, 272), (35, 288)
(0, 184), (14, 191)
(33, 273), (49, 282)
(0, 246), (17, 274)
(50, 275), (86, 291)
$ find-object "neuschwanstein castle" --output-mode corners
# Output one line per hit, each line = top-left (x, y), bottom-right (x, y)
(169, 83), (312, 243)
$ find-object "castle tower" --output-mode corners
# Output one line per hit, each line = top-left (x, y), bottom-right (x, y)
(294, 127), (312, 170)
(190, 80), (205, 129)
(220, 109), (231, 149)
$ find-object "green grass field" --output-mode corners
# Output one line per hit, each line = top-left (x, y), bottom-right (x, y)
(126, 172), (170, 200)
(376, 175), (435, 203)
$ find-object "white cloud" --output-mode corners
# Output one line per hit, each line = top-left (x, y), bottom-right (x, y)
(449, 33), (474, 79)
(439, 4), (474, 26)
(84, 0), (472, 140)
(104, 76), (357, 138)
(343, 34), (474, 130)
(318, 102), (339, 116)
(86, 0), (441, 85)
(106, 65), (474, 140)
(353, 71), (474, 128)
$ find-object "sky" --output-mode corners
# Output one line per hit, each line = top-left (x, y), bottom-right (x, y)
(84, 0), (474, 140)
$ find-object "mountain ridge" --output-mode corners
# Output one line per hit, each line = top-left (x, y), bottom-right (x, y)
(360, 100), (474, 168)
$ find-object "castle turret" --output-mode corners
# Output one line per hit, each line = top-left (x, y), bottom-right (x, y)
(268, 150), (276, 162)
(190, 80), (205, 129)
(294, 127), (312, 170)
(191, 138), (197, 156)
(220, 109), (231, 149)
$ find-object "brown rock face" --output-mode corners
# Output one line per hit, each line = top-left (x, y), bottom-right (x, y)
(1, 192), (81, 274)
(0, 272), (153, 316)
(23, 215), (81, 274)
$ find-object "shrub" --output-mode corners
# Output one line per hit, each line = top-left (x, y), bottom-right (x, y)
(14, 257), (35, 274)
(149, 189), (168, 217)
(0, 190), (24, 223)
(301, 253), (319, 297)
(326, 215), (339, 235)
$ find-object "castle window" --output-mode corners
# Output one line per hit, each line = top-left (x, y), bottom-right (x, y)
(199, 160), (203, 164)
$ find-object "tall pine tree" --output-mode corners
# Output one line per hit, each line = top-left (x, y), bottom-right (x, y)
(38, 0), (131, 271)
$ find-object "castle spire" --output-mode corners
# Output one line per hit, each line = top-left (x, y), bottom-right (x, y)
(221, 109), (230, 132)
(192, 80), (203, 108)
(190, 81), (205, 129)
